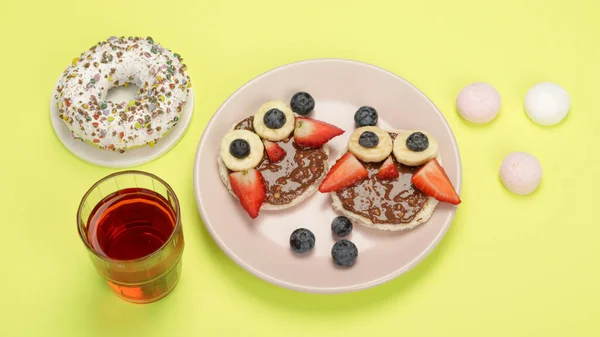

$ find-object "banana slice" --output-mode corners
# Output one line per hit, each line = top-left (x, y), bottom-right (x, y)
(348, 126), (393, 162)
(253, 101), (295, 141)
(220, 130), (264, 171)
(392, 130), (438, 166)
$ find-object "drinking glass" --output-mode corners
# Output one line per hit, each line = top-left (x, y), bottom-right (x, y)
(77, 170), (184, 304)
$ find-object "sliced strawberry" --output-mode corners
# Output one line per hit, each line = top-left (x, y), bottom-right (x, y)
(376, 156), (399, 180)
(294, 117), (344, 148)
(263, 140), (286, 163)
(229, 169), (266, 219)
(319, 152), (369, 193)
(411, 159), (461, 205)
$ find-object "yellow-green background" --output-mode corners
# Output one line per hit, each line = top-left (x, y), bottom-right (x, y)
(2, 0), (599, 336)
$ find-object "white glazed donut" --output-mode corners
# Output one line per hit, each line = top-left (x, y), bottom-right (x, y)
(55, 36), (191, 152)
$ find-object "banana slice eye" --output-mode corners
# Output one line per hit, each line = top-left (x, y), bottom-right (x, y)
(393, 130), (438, 166)
(220, 129), (264, 171)
(253, 101), (295, 141)
(348, 126), (393, 162)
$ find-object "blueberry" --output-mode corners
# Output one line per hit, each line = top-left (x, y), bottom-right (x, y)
(406, 132), (429, 152)
(358, 131), (379, 148)
(354, 106), (378, 127)
(331, 216), (353, 237)
(263, 108), (287, 129)
(331, 240), (358, 267)
(290, 92), (315, 116)
(290, 228), (315, 254)
(229, 139), (251, 159)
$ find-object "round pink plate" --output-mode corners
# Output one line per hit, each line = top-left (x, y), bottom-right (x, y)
(193, 59), (461, 294)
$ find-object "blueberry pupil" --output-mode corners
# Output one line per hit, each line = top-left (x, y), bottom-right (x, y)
(406, 132), (429, 152)
(358, 131), (379, 148)
(264, 109), (286, 129)
(229, 139), (251, 159)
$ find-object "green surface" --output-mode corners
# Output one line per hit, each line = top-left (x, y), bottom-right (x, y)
(1, 0), (600, 336)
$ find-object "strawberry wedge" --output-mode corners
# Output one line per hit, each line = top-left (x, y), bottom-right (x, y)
(263, 140), (286, 163)
(319, 152), (369, 193)
(411, 159), (461, 205)
(376, 156), (399, 180)
(229, 169), (266, 218)
(294, 117), (344, 148)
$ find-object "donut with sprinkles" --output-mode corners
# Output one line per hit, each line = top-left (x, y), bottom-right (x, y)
(55, 36), (191, 152)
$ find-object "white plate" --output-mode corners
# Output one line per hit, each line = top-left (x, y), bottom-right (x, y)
(194, 59), (462, 294)
(50, 77), (194, 168)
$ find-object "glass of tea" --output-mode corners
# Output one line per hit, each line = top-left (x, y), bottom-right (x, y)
(77, 170), (184, 304)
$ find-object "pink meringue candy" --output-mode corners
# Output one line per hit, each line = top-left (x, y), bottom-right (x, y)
(499, 152), (542, 195)
(456, 82), (501, 124)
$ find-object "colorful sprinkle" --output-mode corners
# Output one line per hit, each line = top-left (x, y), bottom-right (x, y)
(57, 36), (189, 152)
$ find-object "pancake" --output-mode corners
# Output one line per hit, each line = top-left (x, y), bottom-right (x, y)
(218, 117), (330, 210)
(330, 129), (440, 231)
